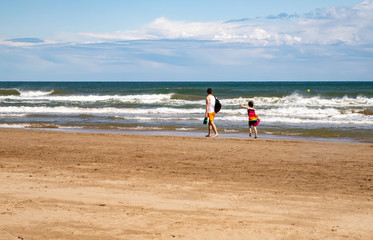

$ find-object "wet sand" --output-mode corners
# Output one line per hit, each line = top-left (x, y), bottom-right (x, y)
(0, 128), (372, 239)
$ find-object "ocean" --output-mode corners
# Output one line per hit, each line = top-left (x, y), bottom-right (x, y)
(0, 81), (372, 143)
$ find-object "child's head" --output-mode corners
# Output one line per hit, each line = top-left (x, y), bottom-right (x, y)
(248, 101), (254, 107)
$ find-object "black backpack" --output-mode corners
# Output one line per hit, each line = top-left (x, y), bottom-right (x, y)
(214, 96), (221, 113)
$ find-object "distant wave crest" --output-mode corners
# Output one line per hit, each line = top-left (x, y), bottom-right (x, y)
(0, 89), (21, 96)
(0, 88), (71, 97)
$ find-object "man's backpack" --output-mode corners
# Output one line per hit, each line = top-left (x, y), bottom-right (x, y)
(214, 96), (221, 113)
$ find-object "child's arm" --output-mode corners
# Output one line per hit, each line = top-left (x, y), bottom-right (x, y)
(239, 100), (249, 109)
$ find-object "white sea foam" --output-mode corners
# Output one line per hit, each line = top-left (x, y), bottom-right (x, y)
(0, 123), (28, 128)
(19, 90), (54, 97)
(235, 94), (372, 107)
(1, 104), (371, 125)
(0, 88), (55, 97)
(0, 113), (27, 117)
(115, 116), (200, 121)
(124, 126), (164, 130)
(0, 106), (204, 115)
(220, 110), (372, 126)
(0, 93), (202, 105)
(223, 129), (239, 133)
(1, 92), (372, 109)
(176, 128), (196, 131)
(1, 91), (372, 129)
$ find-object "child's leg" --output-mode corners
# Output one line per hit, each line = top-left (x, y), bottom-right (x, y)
(249, 126), (252, 137)
(253, 126), (258, 138)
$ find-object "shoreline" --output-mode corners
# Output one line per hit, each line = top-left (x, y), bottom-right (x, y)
(1, 128), (372, 239)
(0, 126), (366, 144)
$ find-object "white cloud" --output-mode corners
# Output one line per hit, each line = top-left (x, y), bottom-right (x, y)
(77, 17), (303, 46)
(74, 1), (373, 47)
(80, 17), (304, 46)
(1, 1), (372, 81)
(1, 1), (371, 48)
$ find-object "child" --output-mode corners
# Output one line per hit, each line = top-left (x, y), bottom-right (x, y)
(239, 100), (260, 138)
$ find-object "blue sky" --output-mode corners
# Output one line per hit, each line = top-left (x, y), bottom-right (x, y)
(1, 0), (372, 81)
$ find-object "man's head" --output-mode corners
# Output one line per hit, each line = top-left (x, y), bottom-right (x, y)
(207, 88), (212, 94)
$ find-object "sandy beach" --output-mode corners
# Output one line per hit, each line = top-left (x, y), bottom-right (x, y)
(0, 128), (372, 239)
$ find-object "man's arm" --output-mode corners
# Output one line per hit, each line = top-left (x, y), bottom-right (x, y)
(205, 96), (210, 117)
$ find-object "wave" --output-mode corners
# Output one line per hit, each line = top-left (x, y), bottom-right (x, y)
(175, 127), (197, 131)
(0, 123), (28, 128)
(0, 113), (27, 117)
(171, 93), (202, 101)
(0, 88), (54, 97)
(0, 106), (204, 115)
(0, 88), (70, 97)
(225, 94), (373, 108)
(19, 90), (54, 97)
(1, 105), (371, 126)
(356, 109), (373, 116)
(25, 123), (59, 129)
(0, 89), (21, 96)
(1, 92), (372, 109)
(111, 116), (200, 121)
(0, 123), (84, 129)
(0, 92), (184, 104)
(50, 89), (72, 95)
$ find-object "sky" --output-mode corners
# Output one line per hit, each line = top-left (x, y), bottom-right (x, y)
(0, 0), (372, 81)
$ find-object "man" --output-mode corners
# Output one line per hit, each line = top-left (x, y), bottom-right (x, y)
(205, 88), (219, 137)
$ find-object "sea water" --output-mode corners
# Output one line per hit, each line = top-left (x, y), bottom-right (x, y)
(0, 81), (372, 143)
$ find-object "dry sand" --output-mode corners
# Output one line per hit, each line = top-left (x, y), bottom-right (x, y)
(0, 128), (372, 240)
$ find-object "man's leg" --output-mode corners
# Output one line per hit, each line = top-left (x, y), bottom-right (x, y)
(207, 122), (212, 137)
(210, 121), (219, 137)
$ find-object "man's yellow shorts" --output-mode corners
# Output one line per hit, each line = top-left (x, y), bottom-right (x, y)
(208, 112), (216, 122)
